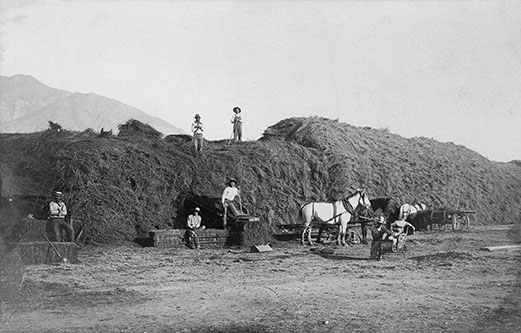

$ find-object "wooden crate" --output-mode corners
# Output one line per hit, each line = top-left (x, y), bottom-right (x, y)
(149, 229), (184, 248)
(149, 229), (228, 248)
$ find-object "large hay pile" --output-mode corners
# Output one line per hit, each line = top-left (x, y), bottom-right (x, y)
(1, 117), (520, 244)
(263, 117), (521, 224)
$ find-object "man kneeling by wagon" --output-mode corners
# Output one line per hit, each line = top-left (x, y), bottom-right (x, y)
(388, 219), (415, 251)
(370, 216), (389, 260)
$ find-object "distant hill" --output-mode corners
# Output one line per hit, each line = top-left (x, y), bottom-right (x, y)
(0, 75), (186, 135)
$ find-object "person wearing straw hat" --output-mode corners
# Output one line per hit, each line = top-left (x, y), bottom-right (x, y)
(231, 107), (243, 142)
(370, 216), (389, 260)
(48, 191), (73, 242)
(221, 178), (241, 229)
(191, 114), (204, 152)
(186, 207), (204, 249)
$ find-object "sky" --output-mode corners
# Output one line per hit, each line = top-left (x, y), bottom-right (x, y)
(1, 0), (520, 162)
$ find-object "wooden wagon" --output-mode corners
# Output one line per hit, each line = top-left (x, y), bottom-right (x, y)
(411, 208), (476, 231)
(274, 219), (368, 244)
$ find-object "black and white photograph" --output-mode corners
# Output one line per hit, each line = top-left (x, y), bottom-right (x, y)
(1, 0), (520, 332)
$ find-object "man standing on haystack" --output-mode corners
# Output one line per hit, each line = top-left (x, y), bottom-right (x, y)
(231, 107), (243, 142)
(221, 178), (241, 229)
(48, 191), (73, 242)
(191, 114), (204, 152)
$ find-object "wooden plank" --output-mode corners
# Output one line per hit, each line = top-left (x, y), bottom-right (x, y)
(479, 245), (521, 252)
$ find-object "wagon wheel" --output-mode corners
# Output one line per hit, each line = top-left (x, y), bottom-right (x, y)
(347, 232), (361, 245)
(396, 234), (407, 253)
(461, 215), (470, 230)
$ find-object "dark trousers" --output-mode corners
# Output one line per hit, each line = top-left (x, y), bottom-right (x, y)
(186, 229), (200, 249)
(233, 123), (242, 141)
(223, 199), (240, 228)
(193, 133), (203, 151)
(370, 240), (382, 260)
(51, 218), (73, 242)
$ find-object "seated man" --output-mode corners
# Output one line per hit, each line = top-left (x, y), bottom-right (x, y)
(221, 178), (241, 229)
(186, 207), (204, 249)
(389, 219), (416, 249)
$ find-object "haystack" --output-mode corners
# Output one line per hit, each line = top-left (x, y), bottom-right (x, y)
(1, 118), (520, 245)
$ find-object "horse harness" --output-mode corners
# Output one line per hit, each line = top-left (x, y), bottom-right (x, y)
(301, 191), (368, 225)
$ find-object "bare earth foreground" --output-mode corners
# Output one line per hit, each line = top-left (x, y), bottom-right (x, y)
(1, 225), (520, 333)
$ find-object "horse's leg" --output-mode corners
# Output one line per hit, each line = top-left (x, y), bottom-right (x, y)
(317, 224), (324, 244)
(340, 222), (347, 246)
(361, 222), (368, 244)
(307, 226), (314, 246)
(301, 224), (308, 245)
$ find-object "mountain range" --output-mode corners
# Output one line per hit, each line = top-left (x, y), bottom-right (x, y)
(0, 75), (185, 135)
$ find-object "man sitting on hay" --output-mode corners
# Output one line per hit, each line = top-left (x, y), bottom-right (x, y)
(221, 178), (242, 229)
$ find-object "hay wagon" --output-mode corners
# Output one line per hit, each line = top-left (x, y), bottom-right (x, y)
(274, 219), (366, 244)
(412, 208), (475, 231)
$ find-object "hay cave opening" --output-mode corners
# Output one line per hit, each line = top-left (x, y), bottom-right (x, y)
(175, 193), (227, 230)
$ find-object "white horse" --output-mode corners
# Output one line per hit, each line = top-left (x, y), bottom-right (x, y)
(298, 189), (372, 246)
(398, 203), (426, 221)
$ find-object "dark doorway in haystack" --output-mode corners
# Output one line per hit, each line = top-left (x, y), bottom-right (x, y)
(175, 193), (226, 230)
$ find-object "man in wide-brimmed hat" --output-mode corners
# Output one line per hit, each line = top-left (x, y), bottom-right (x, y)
(221, 178), (241, 229)
(231, 107), (242, 142)
(186, 207), (204, 249)
(191, 114), (204, 152)
(48, 191), (73, 242)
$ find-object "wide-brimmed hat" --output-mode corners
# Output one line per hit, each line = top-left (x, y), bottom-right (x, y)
(228, 178), (237, 185)
(233, 107), (241, 113)
(194, 114), (201, 119)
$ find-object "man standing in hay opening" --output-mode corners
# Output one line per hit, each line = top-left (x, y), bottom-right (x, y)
(191, 114), (204, 152)
(370, 216), (389, 260)
(48, 191), (73, 242)
(186, 207), (204, 249)
(231, 107), (242, 142)
(221, 178), (241, 229)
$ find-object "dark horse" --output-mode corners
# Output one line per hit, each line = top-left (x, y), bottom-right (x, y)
(363, 197), (396, 243)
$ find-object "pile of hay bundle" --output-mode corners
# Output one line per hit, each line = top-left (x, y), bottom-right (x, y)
(1, 117), (520, 244)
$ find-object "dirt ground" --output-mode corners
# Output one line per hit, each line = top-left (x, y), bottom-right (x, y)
(1, 224), (520, 333)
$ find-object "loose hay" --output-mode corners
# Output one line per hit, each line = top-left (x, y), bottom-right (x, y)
(1, 117), (520, 245)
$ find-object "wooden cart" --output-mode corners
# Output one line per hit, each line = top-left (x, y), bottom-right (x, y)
(419, 208), (475, 230)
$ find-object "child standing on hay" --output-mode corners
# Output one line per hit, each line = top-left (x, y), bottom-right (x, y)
(221, 178), (241, 229)
(191, 114), (204, 152)
(231, 107), (242, 142)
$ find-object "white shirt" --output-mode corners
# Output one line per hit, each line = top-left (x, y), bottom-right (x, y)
(191, 121), (204, 134)
(231, 113), (242, 123)
(187, 214), (201, 229)
(222, 186), (239, 203)
(49, 201), (67, 218)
